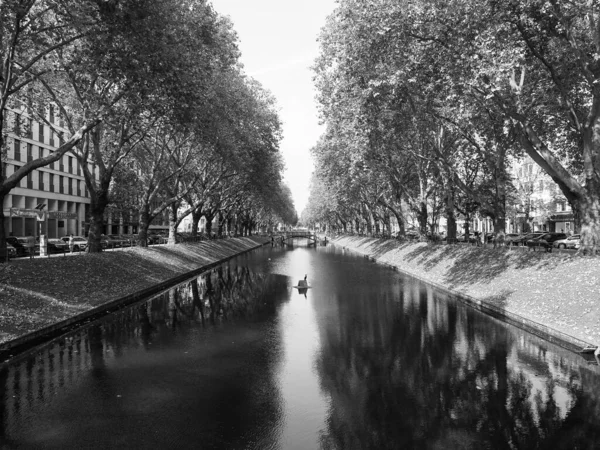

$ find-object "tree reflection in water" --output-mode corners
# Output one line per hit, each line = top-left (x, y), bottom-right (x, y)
(0, 267), (289, 448)
(316, 284), (600, 449)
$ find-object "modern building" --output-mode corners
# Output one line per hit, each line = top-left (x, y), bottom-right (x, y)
(3, 103), (91, 239)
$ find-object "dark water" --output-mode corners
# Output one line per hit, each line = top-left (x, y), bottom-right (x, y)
(1, 245), (600, 449)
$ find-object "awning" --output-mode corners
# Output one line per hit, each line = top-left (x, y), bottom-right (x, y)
(549, 213), (574, 222)
(7, 208), (77, 220)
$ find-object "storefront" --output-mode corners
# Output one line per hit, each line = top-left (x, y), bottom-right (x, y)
(549, 212), (575, 233)
(7, 208), (79, 238)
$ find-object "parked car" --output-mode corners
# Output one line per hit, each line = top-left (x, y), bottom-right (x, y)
(6, 236), (27, 256)
(47, 238), (68, 253)
(405, 230), (420, 240)
(503, 233), (521, 246)
(526, 233), (567, 251)
(118, 234), (135, 246)
(60, 236), (88, 251)
(5, 243), (17, 258)
(102, 234), (124, 248)
(457, 233), (477, 243)
(511, 232), (545, 246)
(106, 234), (128, 247)
(552, 234), (580, 249)
(147, 232), (167, 244)
(15, 236), (36, 254)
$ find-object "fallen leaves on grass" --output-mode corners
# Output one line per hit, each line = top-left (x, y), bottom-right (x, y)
(336, 236), (600, 345)
(0, 238), (266, 343)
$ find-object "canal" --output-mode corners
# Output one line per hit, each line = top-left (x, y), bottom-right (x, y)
(1, 244), (600, 449)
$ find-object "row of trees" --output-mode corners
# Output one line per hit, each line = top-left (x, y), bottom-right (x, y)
(304, 0), (600, 252)
(1, 0), (296, 254)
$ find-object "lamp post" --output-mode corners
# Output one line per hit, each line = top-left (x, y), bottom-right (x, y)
(36, 203), (47, 256)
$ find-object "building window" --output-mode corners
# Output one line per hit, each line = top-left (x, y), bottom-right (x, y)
(77, 180), (82, 197)
(13, 113), (21, 135)
(69, 157), (73, 174)
(69, 178), (73, 195)
(60, 157), (64, 172)
(49, 104), (54, 124)
(49, 173), (54, 192)
(27, 143), (33, 162)
(59, 175), (64, 194)
(26, 118), (32, 139)
(13, 140), (21, 161)
(27, 171), (33, 189)
(39, 171), (44, 191)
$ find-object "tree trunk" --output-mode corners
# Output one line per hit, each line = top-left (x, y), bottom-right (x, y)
(446, 194), (457, 244)
(168, 203), (178, 245)
(190, 208), (202, 237)
(573, 187), (600, 254)
(137, 209), (151, 248)
(417, 201), (428, 235)
(86, 191), (109, 253)
(205, 213), (214, 236)
(463, 213), (471, 242)
(0, 202), (7, 262)
(218, 212), (224, 237)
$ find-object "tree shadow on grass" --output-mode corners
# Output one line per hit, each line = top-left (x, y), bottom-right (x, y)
(442, 246), (565, 289)
(353, 239), (570, 292)
(478, 289), (514, 310)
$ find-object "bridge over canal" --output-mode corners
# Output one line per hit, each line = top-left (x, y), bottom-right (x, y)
(280, 231), (318, 247)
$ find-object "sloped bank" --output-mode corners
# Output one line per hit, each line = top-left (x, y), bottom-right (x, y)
(334, 236), (600, 351)
(0, 237), (268, 354)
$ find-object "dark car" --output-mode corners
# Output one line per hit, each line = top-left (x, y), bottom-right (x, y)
(511, 232), (544, 246)
(6, 236), (27, 256)
(102, 234), (124, 248)
(47, 238), (68, 253)
(503, 233), (521, 246)
(147, 232), (167, 245)
(5, 243), (17, 258)
(526, 233), (567, 251)
(106, 234), (128, 247)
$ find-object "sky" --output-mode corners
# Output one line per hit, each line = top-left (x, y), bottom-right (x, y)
(210, 0), (338, 216)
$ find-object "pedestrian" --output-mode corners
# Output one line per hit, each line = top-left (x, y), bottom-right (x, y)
(68, 234), (74, 253)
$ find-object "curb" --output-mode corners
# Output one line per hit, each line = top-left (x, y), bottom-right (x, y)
(338, 242), (592, 354)
(0, 239), (269, 362)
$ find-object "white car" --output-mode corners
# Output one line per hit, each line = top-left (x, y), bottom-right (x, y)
(552, 234), (580, 249)
(61, 236), (88, 251)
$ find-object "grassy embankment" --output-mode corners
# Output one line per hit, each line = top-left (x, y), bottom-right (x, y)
(0, 237), (267, 343)
(334, 235), (600, 347)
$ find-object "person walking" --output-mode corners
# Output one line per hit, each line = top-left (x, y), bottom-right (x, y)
(68, 234), (75, 253)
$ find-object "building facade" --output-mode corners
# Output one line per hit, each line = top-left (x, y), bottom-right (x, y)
(3, 104), (92, 239)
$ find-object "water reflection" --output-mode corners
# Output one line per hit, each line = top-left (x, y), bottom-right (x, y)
(0, 246), (599, 449)
(0, 267), (289, 448)
(314, 279), (600, 449)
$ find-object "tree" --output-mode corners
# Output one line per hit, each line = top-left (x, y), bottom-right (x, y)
(0, 0), (103, 256)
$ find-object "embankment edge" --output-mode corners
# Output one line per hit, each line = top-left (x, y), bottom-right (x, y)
(333, 239), (592, 354)
(0, 238), (269, 362)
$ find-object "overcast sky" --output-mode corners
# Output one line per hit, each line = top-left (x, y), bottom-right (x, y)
(210, 0), (337, 216)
